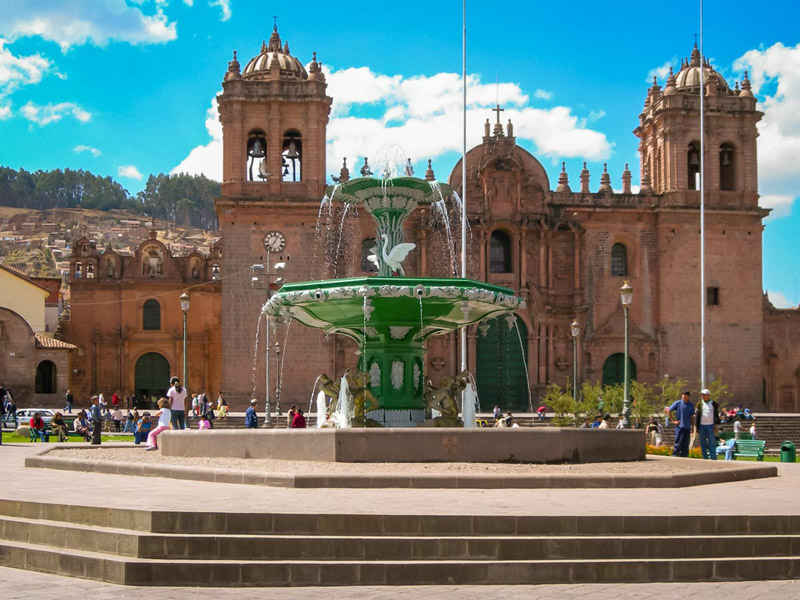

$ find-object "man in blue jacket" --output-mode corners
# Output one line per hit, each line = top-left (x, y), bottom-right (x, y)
(245, 399), (259, 429)
(669, 390), (695, 457)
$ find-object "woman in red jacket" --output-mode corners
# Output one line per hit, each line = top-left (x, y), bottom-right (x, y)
(29, 412), (49, 442)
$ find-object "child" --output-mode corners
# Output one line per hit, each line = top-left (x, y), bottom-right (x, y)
(198, 413), (211, 430)
(145, 399), (171, 451)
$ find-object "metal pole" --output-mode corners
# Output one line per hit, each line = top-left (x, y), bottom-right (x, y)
(460, 0), (467, 375)
(572, 337), (578, 403)
(182, 311), (187, 393)
(699, 0), (707, 389)
(265, 250), (272, 426)
(622, 306), (630, 428)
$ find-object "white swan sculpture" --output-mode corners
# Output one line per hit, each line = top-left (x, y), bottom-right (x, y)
(380, 233), (416, 276)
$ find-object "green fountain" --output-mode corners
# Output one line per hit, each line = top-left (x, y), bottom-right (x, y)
(262, 175), (525, 427)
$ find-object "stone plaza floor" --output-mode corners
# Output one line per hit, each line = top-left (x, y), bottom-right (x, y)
(2, 442), (800, 596)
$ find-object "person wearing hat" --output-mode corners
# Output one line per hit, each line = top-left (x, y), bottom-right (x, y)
(695, 388), (720, 460)
(668, 390), (695, 457)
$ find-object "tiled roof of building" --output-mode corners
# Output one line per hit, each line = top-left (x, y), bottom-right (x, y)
(34, 333), (77, 351)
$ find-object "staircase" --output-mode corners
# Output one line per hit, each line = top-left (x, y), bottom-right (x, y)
(1, 500), (800, 586)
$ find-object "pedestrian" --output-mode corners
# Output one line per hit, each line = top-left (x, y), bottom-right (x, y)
(733, 415), (742, 440)
(90, 395), (102, 445)
(64, 389), (74, 413)
(135, 413), (152, 445)
(245, 399), (259, 428)
(591, 415), (602, 428)
(669, 390), (695, 457)
(98, 393), (106, 411)
(111, 407), (123, 432)
(598, 413), (611, 429)
(50, 412), (69, 442)
(167, 376), (188, 430)
(287, 405), (297, 428)
(695, 388), (720, 460)
(112, 391), (119, 409)
(290, 408), (307, 428)
(580, 417), (592, 429)
(29, 412), (49, 442)
(218, 397), (228, 419)
(145, 399), (172, 451)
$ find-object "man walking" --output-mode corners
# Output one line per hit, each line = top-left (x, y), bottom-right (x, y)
(90, 395), (102, 445)
(245, 399), (259, 429)
(696, 388), (720, 460)
(64, 389), (74, 413)
(669, 390), (695, 457)
(167, 377), (187, 430)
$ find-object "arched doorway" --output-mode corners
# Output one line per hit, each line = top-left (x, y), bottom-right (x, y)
(35, 360), (57, 394)
(602, 353), (637, 386)
(476, 317), (529, 411)
(134, 353), (170, 404)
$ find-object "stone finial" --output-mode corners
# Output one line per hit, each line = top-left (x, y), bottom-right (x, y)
(484, 118), (491, 138)
(360, 157), (373, 177)
(339, 157), (350, 183)
(424, 159), (435, 181)
(268, 26), (281, 51)
(308, 51), (322, 80)
(690, 42), (701, 66)
(663, 66), (677, 96)
(556, 162), (571, 193)
(580, 162), (590, 194)
(225, 50), (241, 81)
(622, 163), (632, 194)
(261, 40), (267, 53)
(507, 119), (514, 138)
(598, 163), (613, 194)
(283, 41), (290, 55)
(639, 166), (654, 195)
(740, 70), (754, 97)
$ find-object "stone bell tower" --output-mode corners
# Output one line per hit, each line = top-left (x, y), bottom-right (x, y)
(215, 25), (333, 407)
(635, 43), (762, 207)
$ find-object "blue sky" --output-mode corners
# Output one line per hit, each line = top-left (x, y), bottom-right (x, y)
(0, 0), (799, 305)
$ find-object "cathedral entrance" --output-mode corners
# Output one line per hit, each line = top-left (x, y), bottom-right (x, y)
(602, 353), (637, 386)
(476, 318), (529, 412)
(134, 352), (170, 403)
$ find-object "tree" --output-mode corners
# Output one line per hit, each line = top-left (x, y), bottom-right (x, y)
(543, 383), (576, 427)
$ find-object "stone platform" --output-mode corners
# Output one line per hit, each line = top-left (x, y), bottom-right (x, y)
(158, 427), (646, 463)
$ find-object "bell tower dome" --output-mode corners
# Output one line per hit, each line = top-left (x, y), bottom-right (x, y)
(217, 25), (332, 199)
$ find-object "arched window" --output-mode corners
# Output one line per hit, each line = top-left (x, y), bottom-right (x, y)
(687, 141), (701, 190)
(361, 238), (378, 272)
(86, 263), (95, 279)
(282, 129), (302, 182)
(246, 129), (267, 181)
(143, 299), (161, 330)
(35, 360), (57, 394)
(719, 143), (736, 191)
(74, 262), (82, 278)
(490, 231), (512, 273)
(611, 243), (628, 277)
(211, 263), (220, 280)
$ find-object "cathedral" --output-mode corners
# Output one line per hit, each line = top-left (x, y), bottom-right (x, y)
(61, 27), (800, 413)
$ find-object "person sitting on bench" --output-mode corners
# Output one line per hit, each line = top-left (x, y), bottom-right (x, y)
(29, 412), (49, 442)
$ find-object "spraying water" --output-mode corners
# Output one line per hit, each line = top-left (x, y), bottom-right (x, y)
(315, 390), (327, 427)
(333, 375), (353, 428)
(513, 318), (533, 412)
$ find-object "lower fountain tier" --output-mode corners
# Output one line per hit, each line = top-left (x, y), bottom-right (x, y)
(263, 277), (525, 413)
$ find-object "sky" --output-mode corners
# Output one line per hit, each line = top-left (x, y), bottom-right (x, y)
(0, 0), (799, 305)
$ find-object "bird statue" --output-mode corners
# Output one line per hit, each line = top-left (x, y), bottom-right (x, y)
(367, 243), (380, 270)
(380, 233), (416, 276)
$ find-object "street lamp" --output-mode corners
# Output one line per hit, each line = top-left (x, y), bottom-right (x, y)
(180, 292), (190, 392)
(250, 252), (287, 427)
(620, 280), (633, 428)
(570, 317), (580, 402)
(273, 341), (282, 416)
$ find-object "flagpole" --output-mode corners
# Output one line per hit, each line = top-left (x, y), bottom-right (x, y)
(699, 0), (707, 389)
(460, 0), (467, 375)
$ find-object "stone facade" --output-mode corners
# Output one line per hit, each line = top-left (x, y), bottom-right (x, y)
(62, 231), (222, 404)
(215, 33), (781, 410)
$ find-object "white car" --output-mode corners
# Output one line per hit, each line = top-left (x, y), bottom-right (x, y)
(14, 408), (56, 429)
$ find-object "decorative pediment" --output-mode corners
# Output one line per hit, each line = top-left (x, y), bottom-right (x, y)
(592, 307), (652, 341)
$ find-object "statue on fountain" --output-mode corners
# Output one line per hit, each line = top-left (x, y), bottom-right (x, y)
(318, 369), (382, 427)
(420, 370), (472, 427)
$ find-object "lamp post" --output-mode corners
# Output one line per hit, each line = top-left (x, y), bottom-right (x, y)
(620, 281), (633, 428)
(250, 252), (287, 427)
(180, 292), (190, 392)
(274, 341), (283, 416)
(570, 317), (580, 402)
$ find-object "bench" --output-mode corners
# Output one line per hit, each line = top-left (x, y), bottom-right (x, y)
(732, 439), (766, 461)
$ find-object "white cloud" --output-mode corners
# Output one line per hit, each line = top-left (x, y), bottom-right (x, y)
(171, 96), (222, 180)
(767, 290), (796, 309)
(172, 70), (611, 183)
(0, 38), (52, 95)
(647, 60), (674, 83)
(21, 101), (90, 125)
(735, 42), (800, 219)
(0, 103), (10, 119)
(1, 1), (177, 50)
(533, 89), (553, 100)
(208, 0), (232, 21)
(118, 165), (143, 180)
(74, 144), (101, 157)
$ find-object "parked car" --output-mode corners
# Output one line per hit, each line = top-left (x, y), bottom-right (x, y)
(14, 408), (56, 430)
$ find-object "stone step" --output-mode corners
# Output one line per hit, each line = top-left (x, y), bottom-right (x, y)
(3, 515), (800, 561)
(2, 538), (800, 586)
(1, 501), (799, 537)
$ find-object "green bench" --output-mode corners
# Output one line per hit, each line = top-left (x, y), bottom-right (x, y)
(732, 439), (766, 461)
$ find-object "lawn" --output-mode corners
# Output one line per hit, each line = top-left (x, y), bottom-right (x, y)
(1, 431), (133, 444)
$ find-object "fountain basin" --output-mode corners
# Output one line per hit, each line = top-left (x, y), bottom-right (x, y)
(264, 276), (524, 415)
(159, 428), (646, 463)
